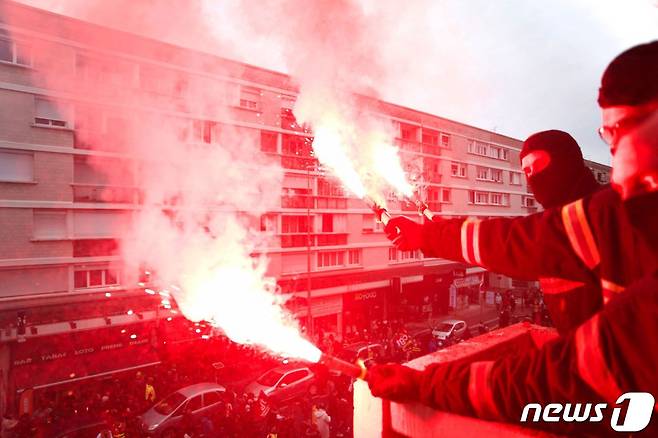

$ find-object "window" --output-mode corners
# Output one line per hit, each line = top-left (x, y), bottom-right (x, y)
(510, 172), (522, 185)
(74, 267), (121, 289)
(524, 196), (536, 208)
(282, 135), (311, 156)
(0, 150), (33, 182)
(0, 37), (32, 66)
(239, 86), (260, 110)
(281, 216), (311, 233)
(203, 391), (222, 407)
(348, 249), (361, 266)
(388, 248), (398, 262)
(470, 191), (508, 206)
(186, 395), (203, 412)
(440, 133), (451, 148)
(400, 124), (417, 141)
(317, 179), (344, 197)
(35, 98), (71, 128)
(260, 214), (277, 232)
(260, 131), (278, 153)
(321, 214), (333, 233)
(280, 370), (309, 386)
(450, 163), (467, 178)
(191, 120), (217, 144)
(317, 251), (345, 268)
(362, 214), (383, 233)
(491, 169), (502, 182)
(476, 166), (489, 180)
(441, 189), (451, 203)
(33, 210), (67, 239)
(469, 191), (489, 205)
(422, 130), (438, 146)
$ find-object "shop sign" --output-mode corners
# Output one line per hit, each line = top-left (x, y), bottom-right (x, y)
(355, 291), (377, 301)
(454, 274), (482, 288)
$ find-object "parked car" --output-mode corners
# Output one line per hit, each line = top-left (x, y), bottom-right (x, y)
(138, 382), (226, 438)
(336, 342), (386, 367)
(432, 319), (468, 342)
(245, 364), (316, 403)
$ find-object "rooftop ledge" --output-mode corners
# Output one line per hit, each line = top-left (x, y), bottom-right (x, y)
(354, 322), (560, 438)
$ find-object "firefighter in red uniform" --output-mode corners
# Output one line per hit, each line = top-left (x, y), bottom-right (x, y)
(368, 40), (658, 435)
(517, 129), (602, 333)
(425, 129), (601, 333)
(393, 134), (655, 328)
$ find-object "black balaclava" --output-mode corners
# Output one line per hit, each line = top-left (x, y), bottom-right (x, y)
(519, 130), (599, 209)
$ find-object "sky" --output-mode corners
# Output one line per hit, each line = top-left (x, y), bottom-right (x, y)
(16, 0), (658, 164)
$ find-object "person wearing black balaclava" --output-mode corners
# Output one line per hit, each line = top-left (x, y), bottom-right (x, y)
(367, 41), (658, 436)
(519, 129), (601, 209)
(518, 129), (602, 334)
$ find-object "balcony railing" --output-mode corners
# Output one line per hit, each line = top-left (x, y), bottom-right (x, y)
(281, 196), (314, 209)
(281, 195), (347, 209)
(279, 233), (348, 248)
(395, 138), (422, 153)
(281, 155), (318, 170)
(73, 184), (140, 204)
(421, 143), (442, 156)
(424, 172), (442, 184)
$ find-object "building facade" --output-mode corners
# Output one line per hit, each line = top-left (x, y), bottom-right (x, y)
(0, 0), (609, 413)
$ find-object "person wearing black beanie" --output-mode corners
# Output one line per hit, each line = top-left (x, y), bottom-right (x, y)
(598, 40), (658, 201)
(520, 129), (600, 209)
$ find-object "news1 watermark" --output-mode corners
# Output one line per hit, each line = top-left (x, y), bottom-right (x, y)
(520, 392), (655, 432)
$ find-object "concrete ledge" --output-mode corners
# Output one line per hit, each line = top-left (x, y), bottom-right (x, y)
(354, 323), (561, 438)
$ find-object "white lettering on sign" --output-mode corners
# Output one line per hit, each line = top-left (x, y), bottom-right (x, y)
(41, 352), (67, 361)
(100, 343), (123, 351)
(355, 291), (377, 301)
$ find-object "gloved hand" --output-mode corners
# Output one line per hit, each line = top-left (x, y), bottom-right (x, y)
(384, 216), (423, 251)
(367, 363), (422, 403)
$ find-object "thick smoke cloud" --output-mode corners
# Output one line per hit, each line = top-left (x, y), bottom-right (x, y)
(3, 0), (331, 360)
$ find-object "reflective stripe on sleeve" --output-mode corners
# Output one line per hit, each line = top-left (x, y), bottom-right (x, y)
(539, 277), (585, 295)
(468, 360), (500, 420)
(601, 278), (625, 305)
(460, 218), (483, 266)
(575, 314), (622, 402)
(561, 199), (601, 269)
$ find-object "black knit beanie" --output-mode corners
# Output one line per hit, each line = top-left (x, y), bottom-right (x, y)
(598, 40), (658, 108)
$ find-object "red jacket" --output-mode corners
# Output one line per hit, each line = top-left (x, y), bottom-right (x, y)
(421, 187), (658, 333)
(411, 272), (658, 436)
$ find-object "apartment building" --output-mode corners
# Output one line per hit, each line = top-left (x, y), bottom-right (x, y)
(0, 1), (609, 412)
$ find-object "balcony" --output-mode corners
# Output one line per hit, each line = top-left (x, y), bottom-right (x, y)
(281, 155), (318, 170)
(279, 232), (348, 248)
(354, 323), (559, 438)
(395, 138), (422, 153)
(281, 195), (347, 209)
(424, 172), (442, 184)
(73, 184), (140, 204)
(421, 143), (442, 156)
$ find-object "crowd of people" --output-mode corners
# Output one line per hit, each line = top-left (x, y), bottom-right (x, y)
(0, 331), (360, 438)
